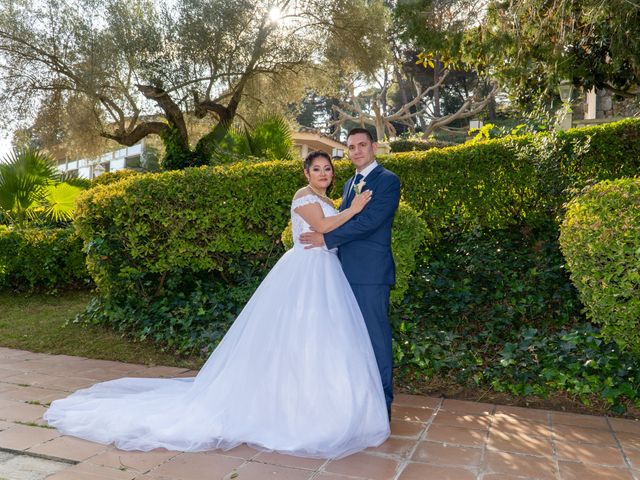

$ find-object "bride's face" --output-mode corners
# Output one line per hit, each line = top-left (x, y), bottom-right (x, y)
(305, 157), (334, 190)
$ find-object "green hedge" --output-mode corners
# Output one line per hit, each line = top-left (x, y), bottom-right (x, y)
(0, 227), (91, 292)
(74, 118), (640, 367)
(379, 119), (640, 236)
(560, 177), (640, 353)
(389, 139), (456, 153)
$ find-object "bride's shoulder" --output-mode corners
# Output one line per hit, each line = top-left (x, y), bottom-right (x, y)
(291, 188), (321, 209)
(293, 186), (313, 200)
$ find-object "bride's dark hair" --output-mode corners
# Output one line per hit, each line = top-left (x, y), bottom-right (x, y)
(303, 150), (332, 171)
(304, 150), (336, 194)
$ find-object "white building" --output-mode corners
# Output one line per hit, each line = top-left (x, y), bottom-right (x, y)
(57, 141), (146, 179)
(57, 130), (347, 179)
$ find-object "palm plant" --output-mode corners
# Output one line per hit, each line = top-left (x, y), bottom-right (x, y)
(0, 147), (85, 226)
(212, 114), (295, 164)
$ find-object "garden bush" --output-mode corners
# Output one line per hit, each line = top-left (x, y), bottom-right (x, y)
(74, 118), (640, 388)
(389, 138), (455, 153)
(0, 227), (91, 292)
(560, 177), (640, 353)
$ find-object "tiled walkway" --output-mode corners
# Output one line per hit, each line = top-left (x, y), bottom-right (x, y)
(0, 347), (639, 480)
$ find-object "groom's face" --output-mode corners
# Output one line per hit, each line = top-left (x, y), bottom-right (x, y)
(347, 133), (377, 171)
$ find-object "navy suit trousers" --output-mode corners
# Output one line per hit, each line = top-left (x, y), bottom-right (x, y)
(350, 284), (393, 409)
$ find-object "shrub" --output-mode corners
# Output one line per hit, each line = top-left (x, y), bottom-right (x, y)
(0, 227), (91, 292)
(281, 200), (430, 304)
(91, 169), (141, 187)
(560, 177), (640, 353)
(389, 139), (455, 153)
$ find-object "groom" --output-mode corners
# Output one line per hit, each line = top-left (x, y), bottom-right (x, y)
(300, 128), (401, 419)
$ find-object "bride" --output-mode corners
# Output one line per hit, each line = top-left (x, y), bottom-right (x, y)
(44, 150), (390, 459)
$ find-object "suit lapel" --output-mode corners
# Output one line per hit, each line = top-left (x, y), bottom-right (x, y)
(342, 165), (384, 210)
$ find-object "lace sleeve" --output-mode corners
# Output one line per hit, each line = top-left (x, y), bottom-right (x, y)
(291, 194), (321, 210)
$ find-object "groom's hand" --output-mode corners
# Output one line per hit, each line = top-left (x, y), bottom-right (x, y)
(299, 231), (325, 249)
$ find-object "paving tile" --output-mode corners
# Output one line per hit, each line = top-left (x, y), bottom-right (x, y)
(391, 404), (434, 422)
(555, 441), (626, 467)
(48, 461), (139, 479)
(125, 366), (191, 378)
(365, 437), (415, 458)
(609, 417), (640, 435)
(484, 451), (557, 478)
(315, 475), (361, 480)
(0, 423), (60, 450)
(390, 419), (426, 438)
(551, 412), (610, 429)
(1, 385), (66, 404)
(623, 448), (640, 470)
(552, 423), (617, 445)
(482, 475), (554, 480)
(87, 447), (179, 473)
(494, 406), (550, 424)
(441, 399), (494, 415)
(0, 401), (47, 422)
(425, 424), (487, 447)
(231, 461), (312, 479)
(3, 372), (58, 386)
(34, 375), (96, 391)
(0, 419), (13, 431)
(324, 452), (399, 480)
(150, 452), (244, 480)
(210, 444), (259, 460)
(557, 461), (634, 480)
(488, 431), (553, 457)
(397, 462), (476, 480)
(0, 453), (70, 480)
(253, 451), (325, 470)
(432, 411), (491, 430)
(411, 441), (482, 467)
(617, 431), (640, 451)
(394, 394), (441, 409)
(491, 414), (552, 438)
(28, 435), (108, 461)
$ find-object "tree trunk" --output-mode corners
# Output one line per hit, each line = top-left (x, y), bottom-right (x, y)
(433, 59), (442, 118)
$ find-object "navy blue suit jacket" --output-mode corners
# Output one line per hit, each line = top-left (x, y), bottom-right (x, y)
(324, 164), (401, 286)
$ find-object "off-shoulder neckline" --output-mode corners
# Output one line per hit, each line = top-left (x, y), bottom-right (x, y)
(292, 193), (334, 208)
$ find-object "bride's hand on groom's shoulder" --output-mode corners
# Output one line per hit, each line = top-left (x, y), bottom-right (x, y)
(351, 190), (372, 213)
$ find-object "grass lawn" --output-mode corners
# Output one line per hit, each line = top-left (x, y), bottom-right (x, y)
(0, 290), (203, 370)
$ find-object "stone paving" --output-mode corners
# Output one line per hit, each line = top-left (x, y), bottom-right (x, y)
(0, 346), (639, 479)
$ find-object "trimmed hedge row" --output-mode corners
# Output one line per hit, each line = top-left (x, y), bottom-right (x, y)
(0, 227), (91, 292)
(73, 119), (640, 362)
(560, 177), (640, 353)
(381, 119), (640, 236)
(78, 119), (640, 299)
(389, 139), (456, 152)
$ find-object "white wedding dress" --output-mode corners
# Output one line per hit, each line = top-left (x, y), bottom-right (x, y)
(44, 194), (390, 458)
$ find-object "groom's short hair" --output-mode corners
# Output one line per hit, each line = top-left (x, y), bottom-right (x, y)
(347, 128), (376, 143)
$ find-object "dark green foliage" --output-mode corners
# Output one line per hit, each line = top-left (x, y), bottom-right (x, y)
(560, 177), (640, 353)
(0, 227), (91, 292)
(389, 139), (456, 153)
(488, 325), (640, 412)
(78, 272), (264, 355)
(392, 225), (640, 410)
(392, 223), (582, 375)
